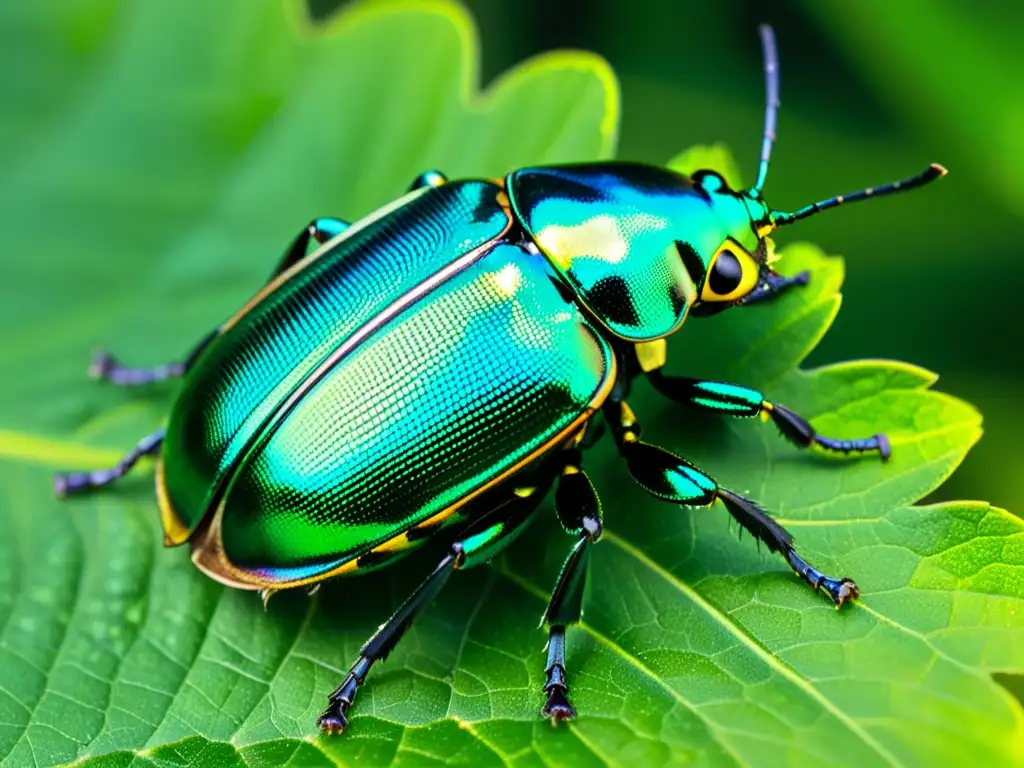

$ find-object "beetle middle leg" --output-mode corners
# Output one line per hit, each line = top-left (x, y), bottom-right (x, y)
(53, 428), (165, 497)
(89, 216), (350, 387)
(646, 366), (891, 460)
(317, 476), (552, 735)
(538, 446), (603, 722)
(605, 399), (858, 607)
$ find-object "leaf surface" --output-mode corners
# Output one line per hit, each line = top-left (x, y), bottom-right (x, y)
(0, 3), (1018, 767)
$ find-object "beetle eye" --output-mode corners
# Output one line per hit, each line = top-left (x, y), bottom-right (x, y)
(700, 244), (759, 303)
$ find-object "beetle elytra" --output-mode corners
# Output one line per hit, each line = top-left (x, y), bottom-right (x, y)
(55, 26), (944, 734)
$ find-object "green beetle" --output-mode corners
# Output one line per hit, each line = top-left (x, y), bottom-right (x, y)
(55, 26), (944, 734)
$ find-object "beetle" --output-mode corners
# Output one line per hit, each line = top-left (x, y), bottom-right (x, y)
(54, 26), (944, 734)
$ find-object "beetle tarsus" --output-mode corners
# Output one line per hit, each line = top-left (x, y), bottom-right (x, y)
(767, 402), (891, 461)
(316, 701), (351, 735)
(541, 683), (576, 723)
(740, 269), (810, 305)
(53, 428), (165, 497)
(784, 547), (859, 608)
(88, 349), (185, 386)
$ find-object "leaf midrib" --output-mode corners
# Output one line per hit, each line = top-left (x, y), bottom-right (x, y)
(599, 532), (905, 768)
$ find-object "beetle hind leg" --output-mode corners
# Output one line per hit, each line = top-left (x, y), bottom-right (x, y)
(317, 478), (551, 735)
(53, 428), (165, 498)
(606, 400), (858, 608)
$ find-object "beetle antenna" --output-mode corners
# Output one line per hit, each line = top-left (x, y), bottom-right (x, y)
(752, 24), (779, 195)
(771, 163), (947, 226)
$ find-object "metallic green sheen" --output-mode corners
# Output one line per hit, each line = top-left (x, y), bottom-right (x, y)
(508, 163), (769, 341)
(217, 243), (613, 581)
(161, 181), (510, 537)
(663, 462), (718, 504)
(693, 380), (762, 416)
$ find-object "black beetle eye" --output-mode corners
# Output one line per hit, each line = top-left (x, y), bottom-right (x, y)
(708, 250), (743, 294)
(701, 244), (759, 303)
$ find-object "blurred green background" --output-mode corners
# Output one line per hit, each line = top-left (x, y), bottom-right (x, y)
(335, 0), (1024, 513)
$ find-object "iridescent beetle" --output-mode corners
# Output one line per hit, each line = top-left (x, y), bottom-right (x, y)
(55, 27), (944, 733)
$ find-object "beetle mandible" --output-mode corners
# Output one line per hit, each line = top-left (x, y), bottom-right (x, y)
(55, 26), (945, 734)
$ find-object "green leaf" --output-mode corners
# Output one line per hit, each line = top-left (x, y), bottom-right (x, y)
(0, 2), (1017, 767)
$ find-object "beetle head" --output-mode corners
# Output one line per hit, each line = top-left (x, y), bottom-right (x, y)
(689, 24), (946, 317)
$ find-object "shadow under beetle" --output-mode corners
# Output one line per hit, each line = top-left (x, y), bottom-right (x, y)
(55, 26), (945, 734)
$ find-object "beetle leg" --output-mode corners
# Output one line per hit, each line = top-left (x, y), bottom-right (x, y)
(539, 449), (603, 723)
(53, 428), (165, 497)
(89, 330), (217, 387)
(317, 551), (457, 735)
(90, 216), (350, 387)
(647, 370), (891, 461)
(605, 400), (858, 608)
(317, 478), (552, 735)
(407, 170), (448, 192)
(739, 270), (810, 304)
(275, 216), (350, 277)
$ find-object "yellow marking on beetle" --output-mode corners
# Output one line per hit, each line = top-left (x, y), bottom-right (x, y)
(619, 401), (637, 429)
(155, 459), (191, 546)
(488, 262), (523, 298)
(561, 464), (580, 476)
(537, 215), (631, 269)
(635, 339), (667, 373)
(411, 506), (462, 535)
(514, 486), (537, 498)
(370, 534), (416, 556)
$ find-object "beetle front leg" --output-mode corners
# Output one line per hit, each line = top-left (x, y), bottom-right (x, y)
(605, 400), (858, 607)
(539, 449), (603, 723)
(647, 370), (891, 460)
(739, 269), (810, 305)
(318, 478), (551, 735)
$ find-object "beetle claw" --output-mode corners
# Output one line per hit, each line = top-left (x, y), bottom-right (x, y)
(88, 350), (115, 380)
(824, 577), (859, 608)
(317, 701), (350, 735)
(53, 474), (68, 498)
(541, 686), (576, 724)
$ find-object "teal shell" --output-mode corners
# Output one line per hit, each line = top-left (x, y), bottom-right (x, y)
(508, 163), (766, 341)
(160, 180), (615, 587)
(161, 181), (509, 542)
(217, 243), (614, 584)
